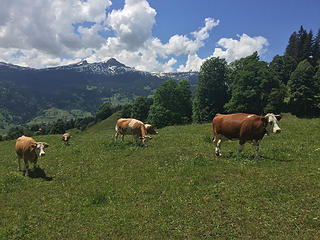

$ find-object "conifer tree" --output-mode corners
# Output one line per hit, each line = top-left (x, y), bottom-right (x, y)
(287, 60), (317, 117)
(311, 29), (320, 66)
(269, 55), (297, 85)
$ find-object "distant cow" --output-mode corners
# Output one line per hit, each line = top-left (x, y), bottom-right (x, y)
(212, 113), (281, 158)
(115, 118), (152, 147)
(15, 136), (49, 176)
(62, 133), (71, 145)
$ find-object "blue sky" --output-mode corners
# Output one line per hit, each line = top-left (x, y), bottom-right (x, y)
(0, 0), (319, 72)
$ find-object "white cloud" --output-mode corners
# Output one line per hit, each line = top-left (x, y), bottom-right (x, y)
(0, 0), (111, 67)
(192, 18), (220, 41)
(177, 53), (204, 72)
(106, 0), (156, 50)
(0, 0), (268, 72)
(213, 34), (269, 63)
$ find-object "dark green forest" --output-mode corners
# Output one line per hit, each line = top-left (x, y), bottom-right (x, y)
(1, 26), (320, 140)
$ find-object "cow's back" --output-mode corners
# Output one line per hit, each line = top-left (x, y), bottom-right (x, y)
(213, 113), (266, 141)
(116, 118), (132, 133)
(116, 118), (145, 135)
(213, 113), (251, 139)
(15, 136), (36, 159)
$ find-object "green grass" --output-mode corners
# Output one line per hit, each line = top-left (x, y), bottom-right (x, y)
(1, 113), (320, 239)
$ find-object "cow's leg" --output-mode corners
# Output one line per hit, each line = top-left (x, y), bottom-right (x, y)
(33, 159), (38, 169)
(121, 134), (124, 142)
(24, 159), (29, 176)
(17, 156), (21, 171)
(237, 140), (245, 157)
(254, 140), (260, 158)
(213, 134), (222, 156)
(114, 132), (119, 141)
(216, 139), (223, 156)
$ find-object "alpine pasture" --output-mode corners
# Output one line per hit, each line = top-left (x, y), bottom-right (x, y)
(1, 112), (320, 239)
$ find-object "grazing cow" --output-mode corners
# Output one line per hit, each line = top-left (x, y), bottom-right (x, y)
(115, 118), (152, 146)
(212, 113), (281, 158)
(15, 136), (49, 176)
(62, 133), (71, 145)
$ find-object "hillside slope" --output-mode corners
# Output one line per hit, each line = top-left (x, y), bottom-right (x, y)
(1, 114), (320, 239)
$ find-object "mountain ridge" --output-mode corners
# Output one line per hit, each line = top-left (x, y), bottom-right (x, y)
(0, 58), (198, 134)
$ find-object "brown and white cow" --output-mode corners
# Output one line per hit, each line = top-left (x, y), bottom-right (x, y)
(114, 118), (152, 147)
(15, 135), (49, 176)
(212, 113), (281, 158)
(62, 133), (71, 145)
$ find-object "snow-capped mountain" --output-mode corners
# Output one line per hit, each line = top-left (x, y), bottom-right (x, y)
(48, 58), (141, 76)
(0, 58), (198, 130)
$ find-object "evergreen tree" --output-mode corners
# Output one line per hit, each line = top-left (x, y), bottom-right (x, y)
(285, 26), (316, 64)
(311, 29), (320, 66)
(269, 55), (297, 85)
(148, 80), (192, 128)
(225, 52), (284, 114)
(287, 60), (317, 117)
(297, 26), (309, 62)
(192, 57), (229, 122)
(285, 31), (299, 60)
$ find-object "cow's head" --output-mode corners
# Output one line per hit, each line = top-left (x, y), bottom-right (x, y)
(264, 113), (281, 135)
(34, 142), (49, 157)
(144, 124), (159, 135)
(140, 135), (152, 147)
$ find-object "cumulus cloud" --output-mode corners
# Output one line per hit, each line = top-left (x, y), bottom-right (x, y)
(106, 0), (156, 51)
(0, 0), (268, 72)
(178, 54), (203, 72)
(0, 0), (111, 66)
(213, 34), (269, 63)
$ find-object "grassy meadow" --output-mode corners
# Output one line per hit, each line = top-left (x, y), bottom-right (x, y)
(1, 112), (320, 239)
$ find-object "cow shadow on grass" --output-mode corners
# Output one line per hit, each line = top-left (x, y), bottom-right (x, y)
(217, 151), (292, 162)
(27, 167), (53, 181)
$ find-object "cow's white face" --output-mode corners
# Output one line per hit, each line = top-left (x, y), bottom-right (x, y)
(265, 113), (281, 135)
(35, 142), (49, 157)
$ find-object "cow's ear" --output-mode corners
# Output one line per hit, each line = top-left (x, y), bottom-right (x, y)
(44, 143), (49, 148)
(275, 114), (282, 121)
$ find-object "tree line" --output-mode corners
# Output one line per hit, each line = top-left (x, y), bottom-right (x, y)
(122, 26), (320, 127)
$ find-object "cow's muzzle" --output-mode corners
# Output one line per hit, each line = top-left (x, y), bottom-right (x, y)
(275, 129), (281, 134)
